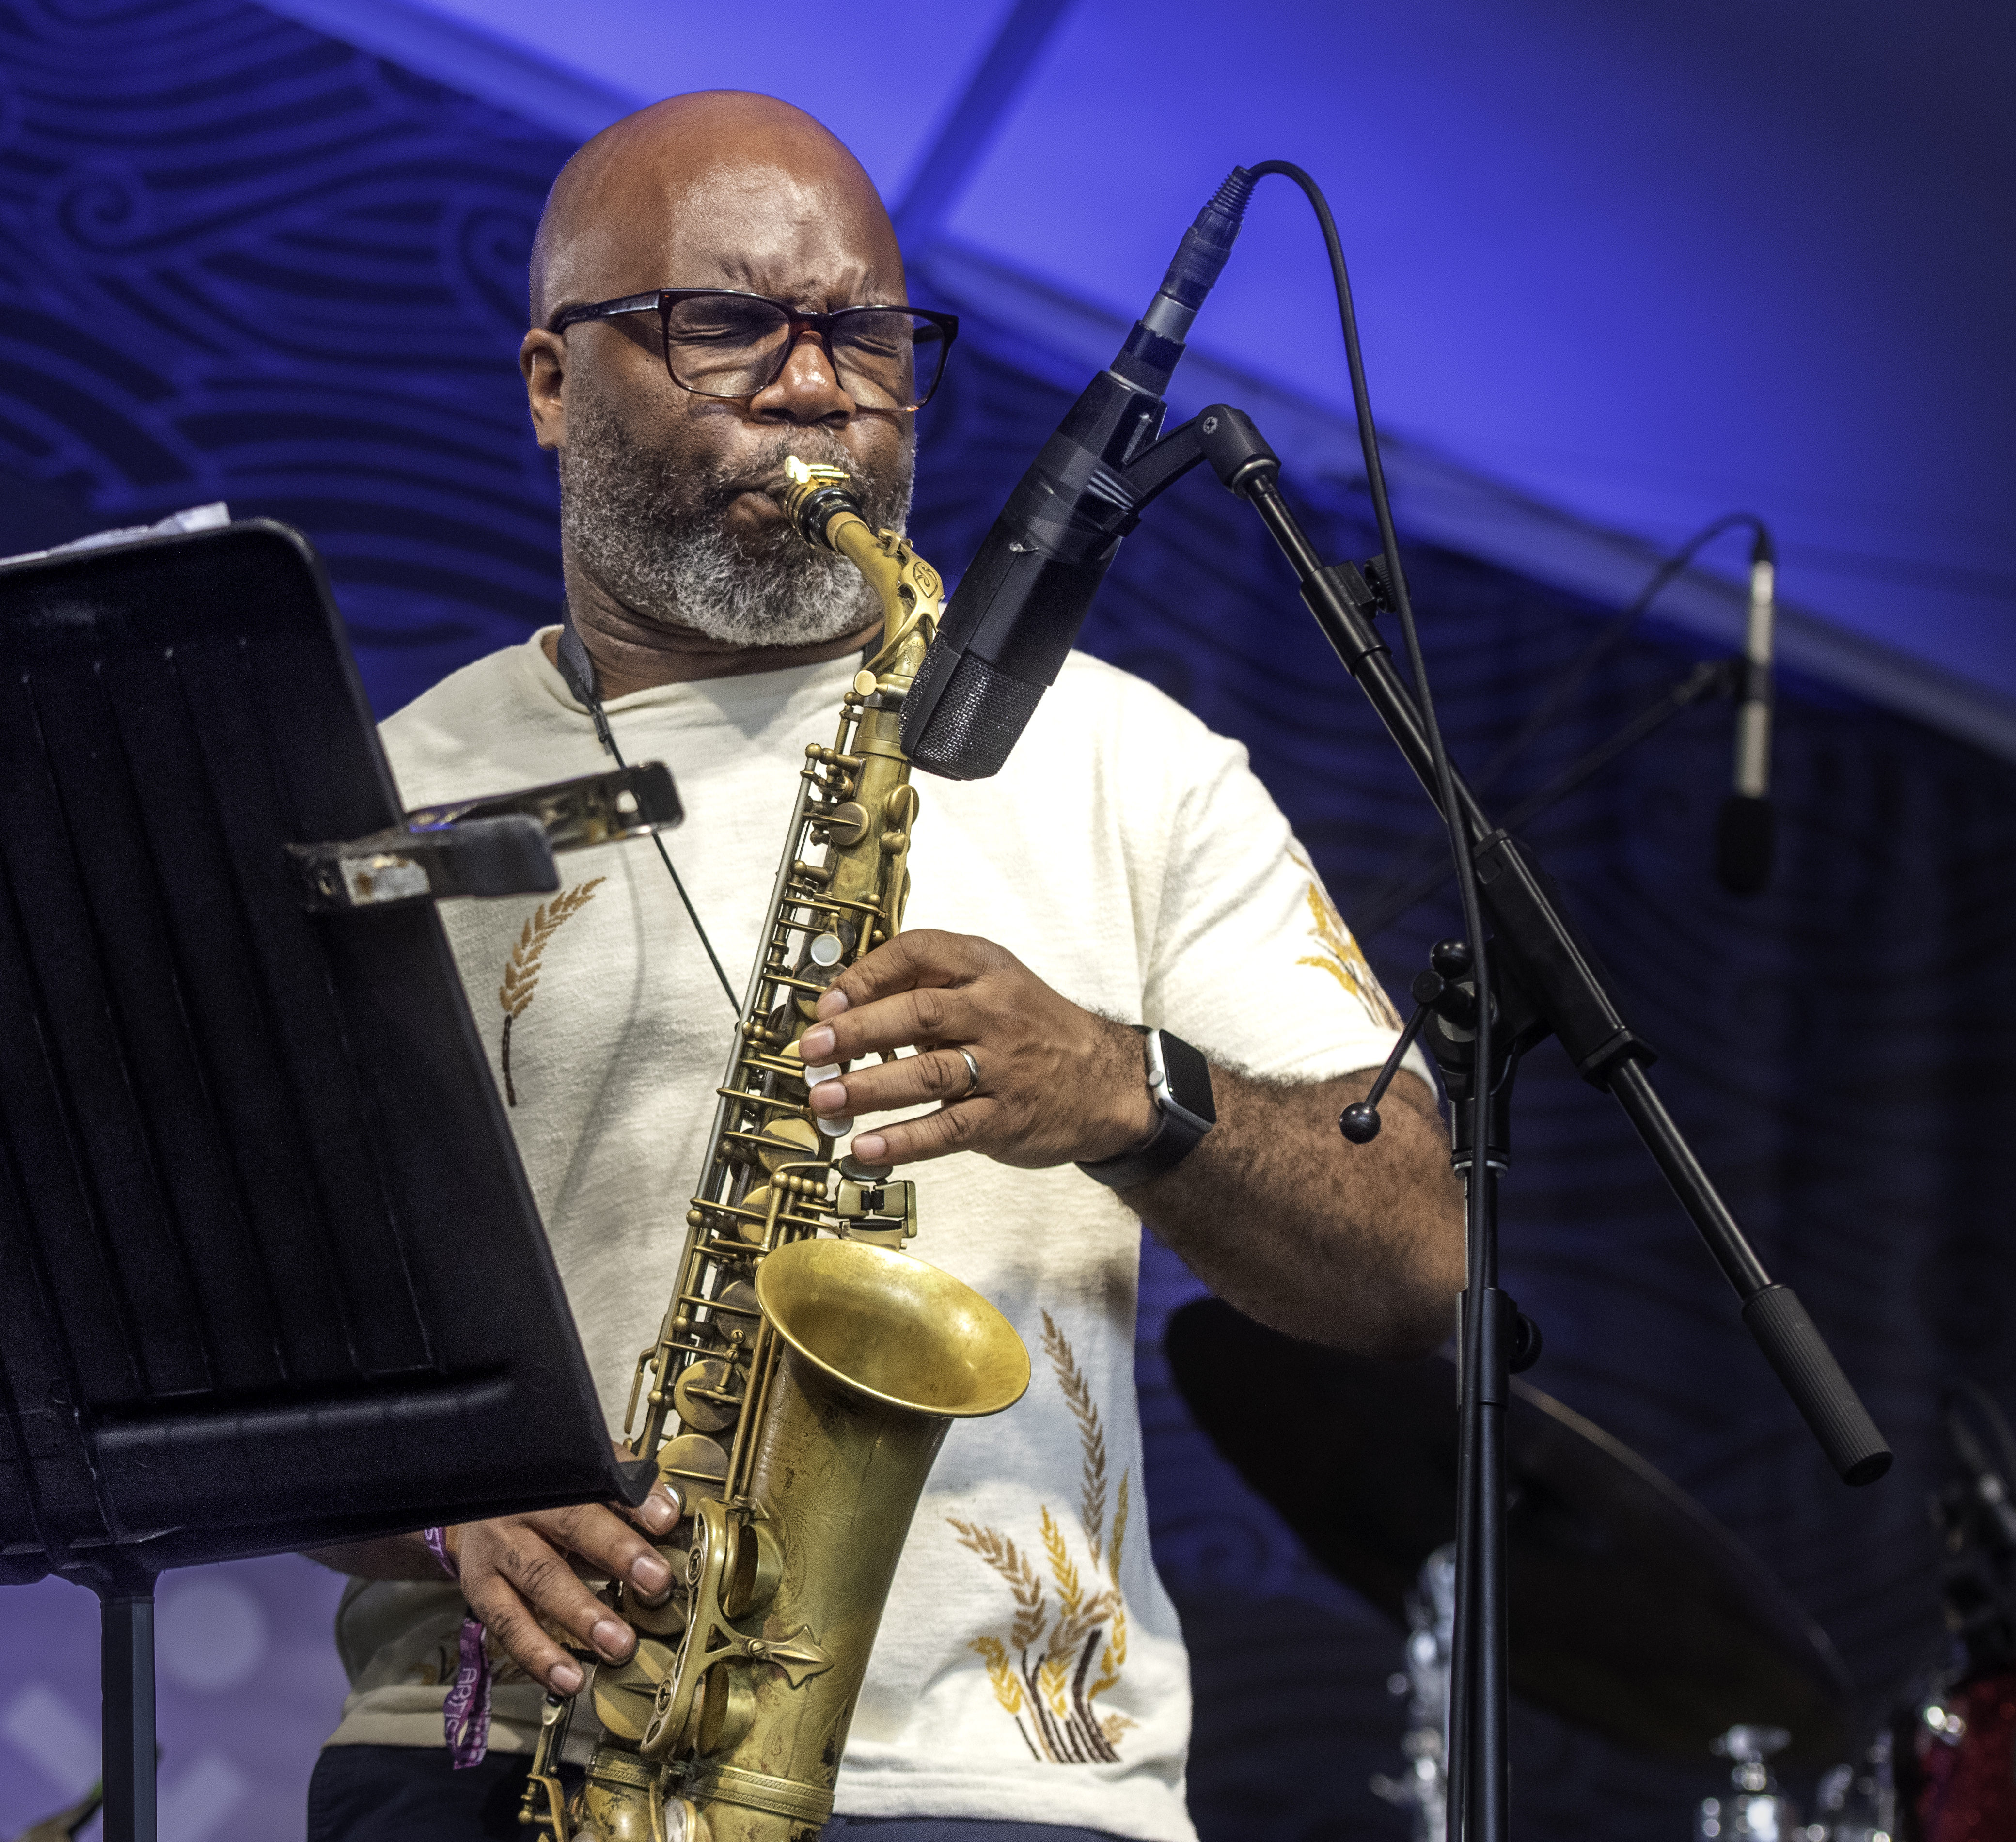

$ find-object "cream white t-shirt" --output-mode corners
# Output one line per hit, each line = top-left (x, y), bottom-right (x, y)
(324, 633), (1422, 1842)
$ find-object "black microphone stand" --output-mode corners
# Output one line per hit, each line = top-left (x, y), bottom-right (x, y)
(1080, 402), (1890, 1842)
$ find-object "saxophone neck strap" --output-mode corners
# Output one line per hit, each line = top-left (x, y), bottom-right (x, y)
(553, 608), (878, 756)
(553, 602), (739, 1012)
(556, 606), (617, 756)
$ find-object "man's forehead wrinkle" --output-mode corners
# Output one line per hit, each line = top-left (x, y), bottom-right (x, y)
(530, 92), (899, 322)
(547, 182), (898, 319)
(673, 166), (898, 305)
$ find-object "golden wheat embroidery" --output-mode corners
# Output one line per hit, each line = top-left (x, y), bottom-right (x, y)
(1289, 844), (1402, 1031)
(1043, 1311), (1110, 1568)
(495, 878), (604, 1105)
(949, 1314), (1134, 1762)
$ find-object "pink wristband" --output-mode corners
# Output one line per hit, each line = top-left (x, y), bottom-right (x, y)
(423, 1526), (457, 1580)
(421, 1527), (492, 1767)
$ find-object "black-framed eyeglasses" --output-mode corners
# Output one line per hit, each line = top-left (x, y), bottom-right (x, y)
(548, 288), (959, 412)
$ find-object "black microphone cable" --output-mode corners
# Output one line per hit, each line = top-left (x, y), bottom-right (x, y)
(1475, 511), (1772, 799)
(1356, 511), (1776, 938)
(1238, 166), (1485, 1084)
(1243, 157), (1501, 1842)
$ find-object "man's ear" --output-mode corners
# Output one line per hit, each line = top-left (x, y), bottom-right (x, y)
(520, 329), (566, 451)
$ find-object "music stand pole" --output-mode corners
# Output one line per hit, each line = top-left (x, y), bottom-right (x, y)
(97, 1564), (158, 1842)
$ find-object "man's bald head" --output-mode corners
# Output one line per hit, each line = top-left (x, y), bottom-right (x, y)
(519, 91), (919, 669)
(530, 92), (902, 326)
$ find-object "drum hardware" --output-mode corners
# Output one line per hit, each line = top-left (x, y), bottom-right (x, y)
(1803, 1724), (1898, 1842)
(1166, 1297), (1854, 1772)
(1371, 1544), (1456, 1842)
(1883, 1382), (2016, 1842)
(1902, 1669), (2016, 1842)
(1697, 1725), (1798, 1842)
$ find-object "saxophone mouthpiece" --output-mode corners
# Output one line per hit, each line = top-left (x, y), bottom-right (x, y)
(781, 455), (865, 551)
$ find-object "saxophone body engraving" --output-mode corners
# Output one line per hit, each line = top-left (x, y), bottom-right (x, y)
(522, 461), (1030, 1842)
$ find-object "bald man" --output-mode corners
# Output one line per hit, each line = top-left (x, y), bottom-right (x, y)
(305, 92), (1462, 1842)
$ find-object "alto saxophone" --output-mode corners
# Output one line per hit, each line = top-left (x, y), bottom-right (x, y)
(521, 458), (1030, 1842)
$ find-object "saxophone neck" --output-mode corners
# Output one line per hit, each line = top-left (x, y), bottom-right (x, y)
(779, 459), (941, 681)
(841, 522), (940, 682)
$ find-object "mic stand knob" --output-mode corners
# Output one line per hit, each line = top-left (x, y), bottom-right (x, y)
(1338, 939), (1491, 1144)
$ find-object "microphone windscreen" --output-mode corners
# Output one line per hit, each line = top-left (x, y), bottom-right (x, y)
(903, 645), (1044, 781)
(1715, 792), (1774, 895)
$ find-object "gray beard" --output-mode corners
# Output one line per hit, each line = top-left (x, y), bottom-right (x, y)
(558, 396), (914, 649)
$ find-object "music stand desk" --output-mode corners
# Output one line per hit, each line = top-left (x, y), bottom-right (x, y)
(0, 521), (665, 1840)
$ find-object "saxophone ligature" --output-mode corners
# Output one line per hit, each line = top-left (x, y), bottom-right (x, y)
(520, 458), (1030, 1842)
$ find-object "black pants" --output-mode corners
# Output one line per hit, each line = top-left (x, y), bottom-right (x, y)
(307, 1745), (1128, 1842)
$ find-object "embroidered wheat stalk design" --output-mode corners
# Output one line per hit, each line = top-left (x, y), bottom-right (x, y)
(1040, 1505), (1082, 1617)
(496, 878), (603, 1105)
(950, 1318), (1131, 1766)
(948, 1519), (1047, 1652)
(1042, 1308), (1110, 1567)
(1289, 844), (1402, 1030)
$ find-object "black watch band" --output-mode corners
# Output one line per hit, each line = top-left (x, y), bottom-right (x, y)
(1077, 1027), (1217, 1190)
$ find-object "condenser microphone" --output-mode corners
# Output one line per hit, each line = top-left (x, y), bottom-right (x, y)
(900, 171), (1258, 778)
(1715, 528), (1777, 894)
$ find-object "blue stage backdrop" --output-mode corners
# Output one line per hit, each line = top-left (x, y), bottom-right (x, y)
(3, 2), (2015, 1839)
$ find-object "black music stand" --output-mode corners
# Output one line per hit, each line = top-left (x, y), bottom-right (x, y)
(0, 520), (677, 1842)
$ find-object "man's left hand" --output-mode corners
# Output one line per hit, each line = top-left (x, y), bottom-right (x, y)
(796, 929), (1154, 1169)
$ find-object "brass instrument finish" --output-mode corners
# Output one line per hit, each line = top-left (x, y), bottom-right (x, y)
(521, 460), (1029, 1842)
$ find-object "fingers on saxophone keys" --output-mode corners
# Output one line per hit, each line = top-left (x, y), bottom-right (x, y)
(852, 1098), (990, 1167)
(806, 1063), (852, 1138)
(853, 1046), (981, 1114)
(466, 1551), (596, 1692)
(621, 1481), (681, 1540)
(608, 1438), (681, 1538)
(804, 985), (965, 1066)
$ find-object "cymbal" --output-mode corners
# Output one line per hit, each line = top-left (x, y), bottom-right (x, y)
(1165, 1297), (1853, 1765)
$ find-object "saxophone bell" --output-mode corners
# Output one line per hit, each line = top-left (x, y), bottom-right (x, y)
(639, 1239), (1027, 1841)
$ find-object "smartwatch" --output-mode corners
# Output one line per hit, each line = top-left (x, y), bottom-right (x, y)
(1077, 1027), (1217, 1190)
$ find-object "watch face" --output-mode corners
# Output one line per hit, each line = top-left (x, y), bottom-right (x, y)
(1155, 1030), (1217, 1128)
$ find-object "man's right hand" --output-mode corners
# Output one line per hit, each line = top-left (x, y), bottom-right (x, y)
(305, 1456), (682, 1697)
(449, 1487), (680, 1694)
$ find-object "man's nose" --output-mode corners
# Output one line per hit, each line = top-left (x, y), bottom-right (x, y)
(751, 327), (854, 424)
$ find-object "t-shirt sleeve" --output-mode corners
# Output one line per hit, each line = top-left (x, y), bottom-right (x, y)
(1133, 695), (1432, 1091)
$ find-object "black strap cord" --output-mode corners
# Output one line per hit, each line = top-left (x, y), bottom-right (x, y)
(1357, 512), (1771, 937)
(555, 613), (740, 1014)
(1246, 157), (1501, 1842)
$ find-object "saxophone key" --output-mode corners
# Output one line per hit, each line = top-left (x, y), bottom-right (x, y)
(754, 1117), (820, 1173)
(701, 1280), (760, 1338)
(730, 1189), (773, 1244)
(654, 1434), (729, 1510)
(694, 1666), (757, 1755)
(671, 1358), (743, 1433)
(719, 1517), (784, 1619)
(815, 801), (868, 848)
(590, 1637), (677, 1743)
(626, 1574), (689, 1639)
